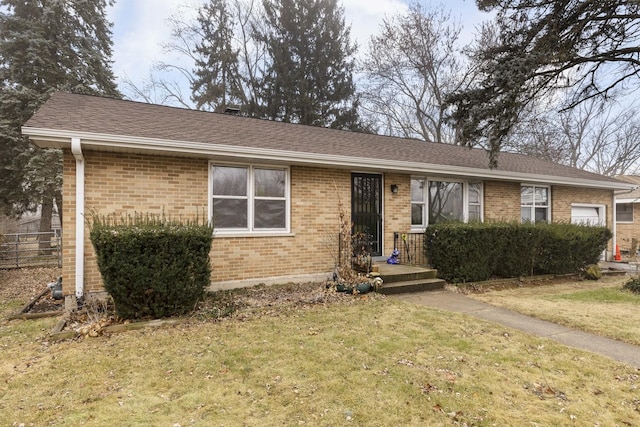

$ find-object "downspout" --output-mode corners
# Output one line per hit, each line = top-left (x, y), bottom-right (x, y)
(612, 194), (617, 261)
(71, 138), (84, 298)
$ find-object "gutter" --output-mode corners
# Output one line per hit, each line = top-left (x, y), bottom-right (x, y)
(71, 138), (84, 298)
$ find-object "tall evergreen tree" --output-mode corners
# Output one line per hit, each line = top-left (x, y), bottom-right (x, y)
(191, 0), (245, 111)
(0, 0), (120, 234)
(257, 0), (361, 129)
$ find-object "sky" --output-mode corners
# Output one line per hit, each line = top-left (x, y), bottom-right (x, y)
(106, 0), (493, 103)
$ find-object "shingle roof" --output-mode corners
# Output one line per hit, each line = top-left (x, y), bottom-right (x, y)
(24, 91), (629, 188)
(615, 176), (640, 199)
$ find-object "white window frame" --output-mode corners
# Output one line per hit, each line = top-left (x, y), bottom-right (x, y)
(521, 184), (551, 223)
(410, 178), (483, 230)
(209, 162), (291, 236)
(616, 202), (634, 223)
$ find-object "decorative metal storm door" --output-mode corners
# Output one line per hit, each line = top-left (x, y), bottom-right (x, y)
(351, 173), (382, 257)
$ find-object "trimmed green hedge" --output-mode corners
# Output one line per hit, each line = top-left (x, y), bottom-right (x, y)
(89, 213), (213, 320)
(425, 222), (612, 283)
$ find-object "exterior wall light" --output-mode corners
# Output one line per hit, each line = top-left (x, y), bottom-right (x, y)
(390, 184), (399, 194)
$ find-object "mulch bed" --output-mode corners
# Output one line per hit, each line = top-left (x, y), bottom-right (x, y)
(2, 267), (384, 339)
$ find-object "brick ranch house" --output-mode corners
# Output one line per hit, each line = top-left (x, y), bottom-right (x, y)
(22, 92), (635, 303)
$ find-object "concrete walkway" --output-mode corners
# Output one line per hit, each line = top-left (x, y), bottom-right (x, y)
(391, 290), (640, 369)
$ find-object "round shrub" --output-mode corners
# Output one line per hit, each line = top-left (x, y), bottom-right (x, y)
(89, 213), (213, 320)
(583, 264), (602, 280)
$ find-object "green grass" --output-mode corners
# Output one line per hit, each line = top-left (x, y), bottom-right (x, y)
(2, 296), (640, 426)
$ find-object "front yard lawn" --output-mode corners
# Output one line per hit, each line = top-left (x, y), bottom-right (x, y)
(1, 269), (639, 426)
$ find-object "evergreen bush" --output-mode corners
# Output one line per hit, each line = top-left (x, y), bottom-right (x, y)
(425, 222), (611, 283)
(623, 277), (640, 294)
(89, 212), (213, 320)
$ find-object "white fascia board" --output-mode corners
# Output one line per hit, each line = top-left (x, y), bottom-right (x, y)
(22, 126), (635, 191)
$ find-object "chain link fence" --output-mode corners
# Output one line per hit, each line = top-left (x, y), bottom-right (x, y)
(0, 231), (62, 269)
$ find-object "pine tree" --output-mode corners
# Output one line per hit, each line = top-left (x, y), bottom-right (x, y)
(258, 0), (361, 129)
(191, 0), (245, 112)
(0, 0), (120, 236)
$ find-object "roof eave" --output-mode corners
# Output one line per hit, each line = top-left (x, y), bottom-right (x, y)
(23, 127), (633, 191)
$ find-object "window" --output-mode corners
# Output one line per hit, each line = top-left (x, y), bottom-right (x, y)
(212, 164), (288, 232)
(411, 179), (426, 226)
(521, 185), (549, 223)
(429, 181), (463, 224)
(468, 182), (482, 222)
(411, 178), (483, 227)
(617, 203), (634, 223)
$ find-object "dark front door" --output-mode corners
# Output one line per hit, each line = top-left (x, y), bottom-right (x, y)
(351, 173), (382, 256)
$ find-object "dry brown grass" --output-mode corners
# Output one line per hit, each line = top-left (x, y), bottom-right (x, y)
(466, 275), (640, 345)
(1, 268), (640, 426)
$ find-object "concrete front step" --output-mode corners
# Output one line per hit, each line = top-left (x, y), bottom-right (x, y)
(375, 263), (437, 283)
(379, 269), (438, 283)
(378, 278), (446, 295)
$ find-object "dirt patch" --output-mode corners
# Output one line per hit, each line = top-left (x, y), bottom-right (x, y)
(0, 266), (63, 314)
(28, 294), (64, 313)
(449, 274), (585, 294)
(61, 281), (374, 339)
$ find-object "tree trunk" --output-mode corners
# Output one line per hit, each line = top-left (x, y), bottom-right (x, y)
(55, 194), (62, 227)
(38, 195), (53, 253)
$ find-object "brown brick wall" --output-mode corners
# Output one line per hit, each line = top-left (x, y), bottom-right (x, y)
(62, 150), (352, 294)
(211, 167), (349, 282)
(616, 202), (640, 252)
(61, 149), (617, 295)
(484, 181), (521, 221)
(551, 186), (612, 228)
(483, 181), (613, 229)
(62, 150), (76, 295)
(63, 150), (210, 294)
(383, 173), (411, 255)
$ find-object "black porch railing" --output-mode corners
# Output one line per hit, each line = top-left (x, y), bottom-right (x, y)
(393, 232), (428, 266)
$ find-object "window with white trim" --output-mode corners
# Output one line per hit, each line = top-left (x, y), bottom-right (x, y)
(521, 185), (549, 223)
(616, 203), (634, 223)
(211, 164), (288, 232)
(411, 179), (426, 227)
(411, 178), (483, 227)
(468, 182), (482, 222)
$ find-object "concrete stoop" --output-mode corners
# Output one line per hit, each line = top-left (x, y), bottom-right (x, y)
(375, 263), (446, 295)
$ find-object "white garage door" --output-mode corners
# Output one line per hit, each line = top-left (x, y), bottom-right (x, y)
(571, 206), (603, 226)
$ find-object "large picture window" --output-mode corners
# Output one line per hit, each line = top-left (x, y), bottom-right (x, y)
(521, 185), (549, 223)
(429, 181), (463, 224)
(411, 178), (483, 227)
(212, 164), (288, 232)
